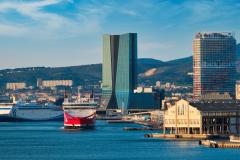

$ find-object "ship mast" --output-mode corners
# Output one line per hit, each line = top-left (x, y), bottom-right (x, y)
(90, 88), (94, 103)
(77, 86), (81, 103)
(64, 87), (69, 103)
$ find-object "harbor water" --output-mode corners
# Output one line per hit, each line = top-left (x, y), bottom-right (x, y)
(0, 121), (240, 160)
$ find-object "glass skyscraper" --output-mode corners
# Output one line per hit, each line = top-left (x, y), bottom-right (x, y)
(101, 33), (137, 110)
(193, 32), (236, 99)
(237, 43), (240, 72)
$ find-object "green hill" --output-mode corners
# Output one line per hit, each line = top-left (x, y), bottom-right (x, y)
(0, 56), (194, 89)
(138, 56), (193, 85)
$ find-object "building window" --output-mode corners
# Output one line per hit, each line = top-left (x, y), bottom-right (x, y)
(177, 105), (185, 115)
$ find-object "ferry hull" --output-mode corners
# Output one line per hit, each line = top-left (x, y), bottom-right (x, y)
(64, 111), (96, 129)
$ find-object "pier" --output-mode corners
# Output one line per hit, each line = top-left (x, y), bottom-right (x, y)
(199, 140), (240, 148)
(123, 127), (162, 131)
(107, 120), (134, 123)
(144, 133), (209, 140)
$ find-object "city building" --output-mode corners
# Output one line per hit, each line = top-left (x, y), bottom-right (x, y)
(236, 81), (240, 100)
(200, 92), (232, 100)
(237, 43), (240, 58)
(165, 82), (171, 89)
(237, 43), (240, 59)
(37, 78), (43, 88)
(164, 99), (240, 135)
(193, 32), (236, 99)
(134, 87), (152, 93)
(237, 43), (240, 72)
(6, 82), (26, 90)
(101, 33), (138, 110)
(129, 87), (164, 111)
(37, 79), (73, 88)
(155, 81), (161, 88)
(124, 110), (164, 125)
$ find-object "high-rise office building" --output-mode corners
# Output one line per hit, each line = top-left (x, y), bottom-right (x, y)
(101, 33), (137, 109)
(237, 43), (240, 55)
(193, 32), (236, 99)
(237, 44), (240, 72)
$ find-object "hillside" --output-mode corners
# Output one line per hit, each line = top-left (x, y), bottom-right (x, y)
(0, 64), (102, 88)
(0, 56), (194, 88)
(139, 56), (193, 85)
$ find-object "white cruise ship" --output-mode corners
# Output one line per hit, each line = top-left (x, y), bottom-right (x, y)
(0, 95), (64, 122)
(0, 102), (14, 121)
(8, 102), (63, 121)
(0, 96), (15, 121)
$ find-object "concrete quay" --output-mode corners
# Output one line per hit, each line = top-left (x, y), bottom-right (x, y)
(134, 121), (161, 127)
(96, 117), (122, 120)
(106, 119), (161, 127)
(199, 140), (240, 148)
(123, 127), (162, 131)
(144, 133), (209, 140)
(107, 119), (134, 123)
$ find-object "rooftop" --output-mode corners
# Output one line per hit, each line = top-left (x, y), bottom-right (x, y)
(194, 32), (235, 39)
(103, 33), (137, 36)
(189, 101), (240, 112)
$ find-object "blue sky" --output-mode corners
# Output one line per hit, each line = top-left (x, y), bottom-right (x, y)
(0, 0), (240, 69)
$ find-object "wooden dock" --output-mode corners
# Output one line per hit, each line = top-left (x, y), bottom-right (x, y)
(144, 133), (209, 140)
(199, 140), (240, 148)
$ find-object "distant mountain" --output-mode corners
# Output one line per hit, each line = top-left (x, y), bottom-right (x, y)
(139, 56), (193, 85)
(0, 64), (102, 89)
(167, 56), (193, 65)
(0, 56), (194, 89)
(137, 58), (166, 73)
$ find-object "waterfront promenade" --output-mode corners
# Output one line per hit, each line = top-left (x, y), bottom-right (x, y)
(0, 121), (240, 160)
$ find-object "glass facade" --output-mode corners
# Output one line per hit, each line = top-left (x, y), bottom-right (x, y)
(128, 92), (162, 110)
(193, 32), (237, 99)
(102, 35), (113, 108)
(101, 33), (137, 109)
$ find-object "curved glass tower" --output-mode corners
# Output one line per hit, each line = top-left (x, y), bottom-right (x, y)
(101, 33), (137, 110)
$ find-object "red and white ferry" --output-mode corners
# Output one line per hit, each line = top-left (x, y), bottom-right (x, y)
(63, 94), (98, 129)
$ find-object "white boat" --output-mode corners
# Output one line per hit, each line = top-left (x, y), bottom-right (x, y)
(0, 96), (14, 121)
(8, 103), (63, 121)
(0, 102), (14, 121)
